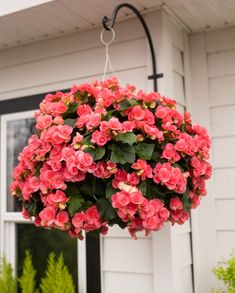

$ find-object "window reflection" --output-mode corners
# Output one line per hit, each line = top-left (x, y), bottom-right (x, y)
(17, 224), (78, 291)
(7, 118), (35, 212)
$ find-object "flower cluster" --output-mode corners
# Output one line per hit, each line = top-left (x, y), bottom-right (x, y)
(11, 77), (212, 239)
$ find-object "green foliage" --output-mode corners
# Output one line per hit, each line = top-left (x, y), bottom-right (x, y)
(118, 98), (139, 110)
(67, 195), (84, 216)
(97, 197), (117, 221)
(63, 118), (76, 128)
(40, 253), (75, 293)
(19, 251), (38, 293)
(105, 181), (117, 199)
(115, 132), (137, 145)
(134, 142), (155, 160)
(85, 146), (105, 161)
(212, 253), (235, 293)
(0, 256), (17, 293)
(109, 143), (135, 164)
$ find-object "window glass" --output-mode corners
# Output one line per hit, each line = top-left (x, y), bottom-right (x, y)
(17, 224), (78, 291)
(7, 118), (35, 212)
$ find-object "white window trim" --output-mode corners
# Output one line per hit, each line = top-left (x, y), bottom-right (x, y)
(0, 110), (87, 293)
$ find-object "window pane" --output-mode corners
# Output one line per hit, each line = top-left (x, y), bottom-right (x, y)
(7, 117), (35, 212)
(17, 224), (78, 292)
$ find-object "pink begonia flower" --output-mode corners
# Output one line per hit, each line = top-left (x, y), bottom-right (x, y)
(91, 130), (109, 146)
(39, 206), (57, 227)
(47, 190), (69, 205)
(162, 143), (180, 162)
(86, 113), (101, 130)
(169, 197), (183, 211)
(36, 115), (53, 130)
(77, 104), (92, 116)
(55, 211), (69, 227)
(22, 208), (30, 219)
(54, 116), (64, 125)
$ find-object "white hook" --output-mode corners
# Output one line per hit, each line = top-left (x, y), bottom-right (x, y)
(100, 27), (115, 46)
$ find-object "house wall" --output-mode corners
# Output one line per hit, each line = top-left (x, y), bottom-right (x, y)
(153, 11), (194, 293)
(189, 25), (235, 293)
(0, 9), (194, 293)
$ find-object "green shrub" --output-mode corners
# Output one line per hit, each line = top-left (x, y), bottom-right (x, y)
(0, 256), (17, 293)
(40, 252), (75, 293)
(19, 251), (38, 293)
(212, 253), (235, 293)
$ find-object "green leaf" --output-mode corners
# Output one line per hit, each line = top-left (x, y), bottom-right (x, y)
(182, 188), (191, 211)
(105, 181), (117, 199)
(115, 132), (137, 145)
(135, 142), (155, 160)
(97, 198), (117, 221)
(64, 118), (76, 128)
(119, 99), (131, 109)
(85, 147), (105, 161)
(147, 184), (167, 199)
(151, 149), (161, 162)
(109, 143), (135, 164)
(67, 102), (78, 114)
(82, 135), (91, 146)
(94, 178), (106, 196)
(138, 181), (147, 196)
(23, 201), (37, 216)
(119, 98), (138, 110)
(80, 174), (95, 197)
(108, 217), (127, 229)
(67, 195), (84, 216)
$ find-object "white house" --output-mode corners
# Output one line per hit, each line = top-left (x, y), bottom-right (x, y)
(0, 0), (234, 292)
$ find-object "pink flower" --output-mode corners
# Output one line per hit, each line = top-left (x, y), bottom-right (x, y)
(77, 104), (92, 116)
(36, 115), (53, 130)
(162, 143), (180, 162)
(169, 197), (183, 210)
(72, 212), (85, 228)
(86, 113), (101, 130)
(91, 130), (109, 146)
(56, 211), (69, 227)
(132, 159), (153, 180)
(155, 105), (169, 119)
(130, 105), (145, 120)
(47, 190), (69, 205)
(129, 191), (144, 205)
(175, 139), (188, 152)
(39, 206), (57, 226)
(158, 167), (171, 183)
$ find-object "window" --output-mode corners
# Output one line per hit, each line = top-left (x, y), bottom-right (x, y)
(0, 94), (101, 293)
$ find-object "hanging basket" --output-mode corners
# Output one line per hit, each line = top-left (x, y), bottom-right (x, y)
(11, 78), (212, 239)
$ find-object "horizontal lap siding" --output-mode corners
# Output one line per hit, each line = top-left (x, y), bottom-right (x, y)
(0, 17), (151, 293)
(101, 227), (153, 293)
(207, 26), (235, 264)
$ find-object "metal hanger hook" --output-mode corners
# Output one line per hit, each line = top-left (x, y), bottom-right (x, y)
(100, 27), (115, 46)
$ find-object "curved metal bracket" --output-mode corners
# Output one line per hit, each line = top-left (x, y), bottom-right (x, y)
(102, 3), (163, 92)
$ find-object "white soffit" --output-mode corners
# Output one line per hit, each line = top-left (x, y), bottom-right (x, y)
(0, 0), (162, 50)
(0, 0), (54, 17)
(164, 0), (235, 32)
(1, 0), (235, 50)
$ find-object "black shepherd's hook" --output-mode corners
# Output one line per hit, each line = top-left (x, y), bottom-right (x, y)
(102, 3), (163, 92)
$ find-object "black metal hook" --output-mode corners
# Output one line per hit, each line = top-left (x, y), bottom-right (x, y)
(102, 3), (163, 92)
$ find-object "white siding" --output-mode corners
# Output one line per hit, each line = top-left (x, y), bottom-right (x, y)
(207, 28), (235, 274)
(190, 24), (235, 292)
(101, 228), (154, 293)
(170, 17), (194, 293)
